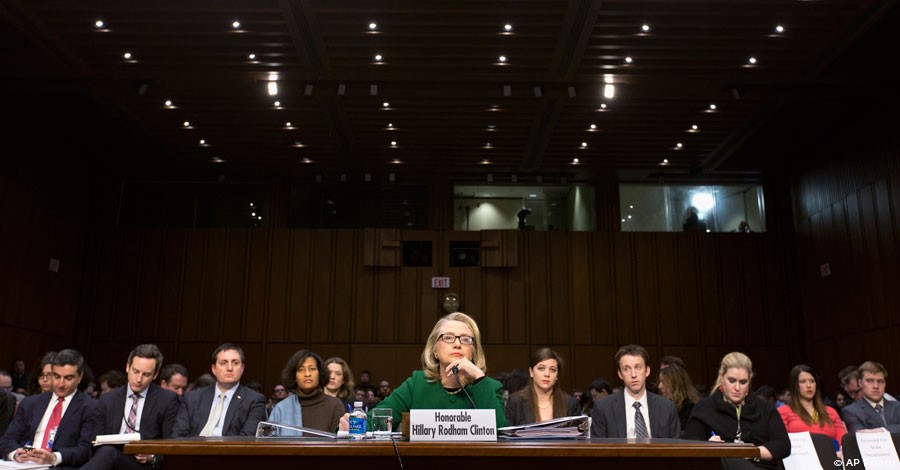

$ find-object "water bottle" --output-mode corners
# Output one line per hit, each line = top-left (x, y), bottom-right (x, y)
(349, 401), (367, 440)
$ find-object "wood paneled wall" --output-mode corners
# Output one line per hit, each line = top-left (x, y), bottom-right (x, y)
(0, 99), (99, 369)
(793, 105), (900, 392)
(78, 228), (798, 394)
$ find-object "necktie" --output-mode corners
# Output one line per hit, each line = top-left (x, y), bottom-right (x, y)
(41, 397), (64, 450)
(633, 402), (649, 439)
(200, 393), (225, 437)
(125, 394), (141, 433)
(875, 403), (887, 426)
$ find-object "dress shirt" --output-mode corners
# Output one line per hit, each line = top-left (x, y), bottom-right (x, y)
(623, 390), (651, 438)
(207, 384), (239, 437)
(6, 392), (76, 466)
(119, 387), (149, 433)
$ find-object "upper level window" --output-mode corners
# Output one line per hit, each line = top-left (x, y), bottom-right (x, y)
(453, 184), (595, 231)
(619, 184), (765, 232)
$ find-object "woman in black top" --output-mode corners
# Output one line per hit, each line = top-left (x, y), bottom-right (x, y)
(658, 363), (700, 435)
(684, 352), (790, 470)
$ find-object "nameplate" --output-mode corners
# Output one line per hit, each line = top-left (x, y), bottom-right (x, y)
(409, 409), (497, 441)
(856, 431), (900, 470)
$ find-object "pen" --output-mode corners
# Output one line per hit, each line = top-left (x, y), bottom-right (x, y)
(710, 432), (716, 437)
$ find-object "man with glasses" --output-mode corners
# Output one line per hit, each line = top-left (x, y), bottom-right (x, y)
(843, 361), (900, 433)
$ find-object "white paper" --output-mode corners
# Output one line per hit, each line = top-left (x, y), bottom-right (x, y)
(856, 431), (900, 470)
(92, 433), (141, 446)
(783, 432), (824, 470)
(0, 461), (51, 470)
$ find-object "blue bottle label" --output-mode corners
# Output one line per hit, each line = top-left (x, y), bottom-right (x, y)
(349, 416), (366, 435)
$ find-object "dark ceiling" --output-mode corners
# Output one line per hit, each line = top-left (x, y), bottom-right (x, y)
(2, 0), (897, 182)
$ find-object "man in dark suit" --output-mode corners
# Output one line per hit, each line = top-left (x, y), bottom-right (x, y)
(172, 343), (266, 437)
(843, 361), (900, 433)
(82, 344), (180, 470)
(158, 363), (189, 399)
(591, 344), (681, 439)
(0, 349), (97, 468)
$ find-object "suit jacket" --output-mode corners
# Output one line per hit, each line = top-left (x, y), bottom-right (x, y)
(505, 390), (580, 426)
(843, 398), (900, 433)
(172, 384), (266, 437)
(92, 383), (180, 440)
(0, 390), (97, 467)
(590, 390), (681, 438)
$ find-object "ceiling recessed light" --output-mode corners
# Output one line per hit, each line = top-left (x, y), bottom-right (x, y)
(483, 142), (493, 149)
(383, 102), (390, 108)
(748, 56), (757, 65)
(775, 25), (785, 33)
(603, 84), (615, 99)
(199, 139), (206, 145)
(164, 99), (173, 107)
(390, 141), (397, 146)
(232, 21), (241, 29)
(183, 121), (191, 127)
(581, 142), (588, 148)
(489, 104), (501, 111)
(641, 24), (650, 32)
(529, 194), (537, 198)
(95, 19), (105, 28)
(480, 159), (492, 165)
(676, 142), (683, 149)
(292, 141), (306, 148)
(572, 157), (580, 164)
(692, 124), (698, 130)
(590, 124), (597, 130)
(390, 158), (403, 164)
(709, 103), (717, 110)
(498, 55), (507, 63)
(123, 52), (132, 60)
(267, 81), (278, 96)
(624, 56), (633, 64)
(285, 122), (293, 128)
(661, 158), (669, 165)
(301, 158), (312, 164)
(374, 54), (383, 61)
(248, 53), (256, 60)
(504, 23), (513, 31)
(211, 157), (225, 163)
(600, 103), (607, 110)
(369, 22), (378, 30)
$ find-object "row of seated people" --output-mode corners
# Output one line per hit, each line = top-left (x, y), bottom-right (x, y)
(2, 312), (899, 470)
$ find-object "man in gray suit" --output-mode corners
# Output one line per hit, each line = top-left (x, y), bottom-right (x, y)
(172, 343), (266, 437)
(843, 361), (900, 433)
(591, 344), (680, 438)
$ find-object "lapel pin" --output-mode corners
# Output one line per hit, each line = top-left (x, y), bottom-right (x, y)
(237, 395), (242, 400)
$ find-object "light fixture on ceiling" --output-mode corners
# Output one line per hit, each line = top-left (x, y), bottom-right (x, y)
(747, 56), (757, 65)
(273, 101), (282, 108)
(383, 102), (390, 108)
(369, 22), (378, 31)
(164, 99), (175, 108)
(182, 121), (192, 128)
(604, 84), (615, 99)
(390, 159), (403, 164)
(95, 19), (105, 28)
(624, 56), (633, 64)
(284, 122), (293, 128)
(641, 24), (651, 33)
(483, 142), (493, 149)
(497, 55), (507, 64)
(94, 19), (110, 32)
(211, 157), (226, 163)
(660, 158), (669, 166)
(292, 141), (306, 148)
(390, 140), (398, 147)
(301, 158), (313, 164)
(267, 81), (278, 96)
(374, 54), (383, 62)
(199, 139), (208, 146)
(248, 53), (257, 61)
(675, 142), (683, 149)
(232, 21), (241, 29)
(504, 23), (513, 32)
(589, 124), (597, 131)
(580, 142), (588, 148)
(775, 25), (785, 33)
(571, 157), (580, 164)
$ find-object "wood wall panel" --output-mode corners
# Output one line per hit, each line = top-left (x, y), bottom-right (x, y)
(792, 104), (900, 397)
(72, 229), (795, 393)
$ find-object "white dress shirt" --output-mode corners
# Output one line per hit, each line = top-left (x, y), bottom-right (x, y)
(623, 390), (651, 438)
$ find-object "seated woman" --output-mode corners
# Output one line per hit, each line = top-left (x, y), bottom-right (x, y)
(778, 364), (846, 456)
(658, 363), (700, 434)
(340, 312), (507, 431)
(324, 356), (356, 412)
(684, 352), (790, 470)
(270, 350), (345, 433)
(26, 352), (55, 396)
(506, 348), (579, 425)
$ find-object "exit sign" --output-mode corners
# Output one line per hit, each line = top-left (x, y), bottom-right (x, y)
(431, 277), (450, 289)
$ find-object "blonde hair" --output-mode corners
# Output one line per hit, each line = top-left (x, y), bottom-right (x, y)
(421, 312), (486, 382)
(712, 351), (754, 394)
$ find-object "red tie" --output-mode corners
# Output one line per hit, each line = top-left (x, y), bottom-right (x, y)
(41, 397), (64, 451)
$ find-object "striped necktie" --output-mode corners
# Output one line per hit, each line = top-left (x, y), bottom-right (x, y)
(633, 402), (649, 439)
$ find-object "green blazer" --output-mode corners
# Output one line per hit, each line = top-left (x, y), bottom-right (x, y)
(372, 370), (507, 430)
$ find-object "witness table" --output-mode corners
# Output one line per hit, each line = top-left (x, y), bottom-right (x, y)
(127, 437), (758, 470)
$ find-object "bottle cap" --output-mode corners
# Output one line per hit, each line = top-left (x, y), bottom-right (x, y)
(354, 401), (363, 407)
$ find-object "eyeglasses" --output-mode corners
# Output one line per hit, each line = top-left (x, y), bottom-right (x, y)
(438, 333), (474, 345)
(39, 373), (53, 381)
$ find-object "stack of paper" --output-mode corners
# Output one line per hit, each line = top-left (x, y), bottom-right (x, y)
(498, 415), (590, 439)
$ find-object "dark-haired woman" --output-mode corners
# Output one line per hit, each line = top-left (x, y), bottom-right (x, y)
(506, 349), (579, 425)
(658, 363), (700, 433)
(778, 364), (846, 457)
(269, 350), (345, 433)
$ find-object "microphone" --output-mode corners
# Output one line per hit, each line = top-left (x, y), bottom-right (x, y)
(451, 365), (477, 409)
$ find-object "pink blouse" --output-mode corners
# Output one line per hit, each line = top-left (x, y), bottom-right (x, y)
(778, 405), (847, 444)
